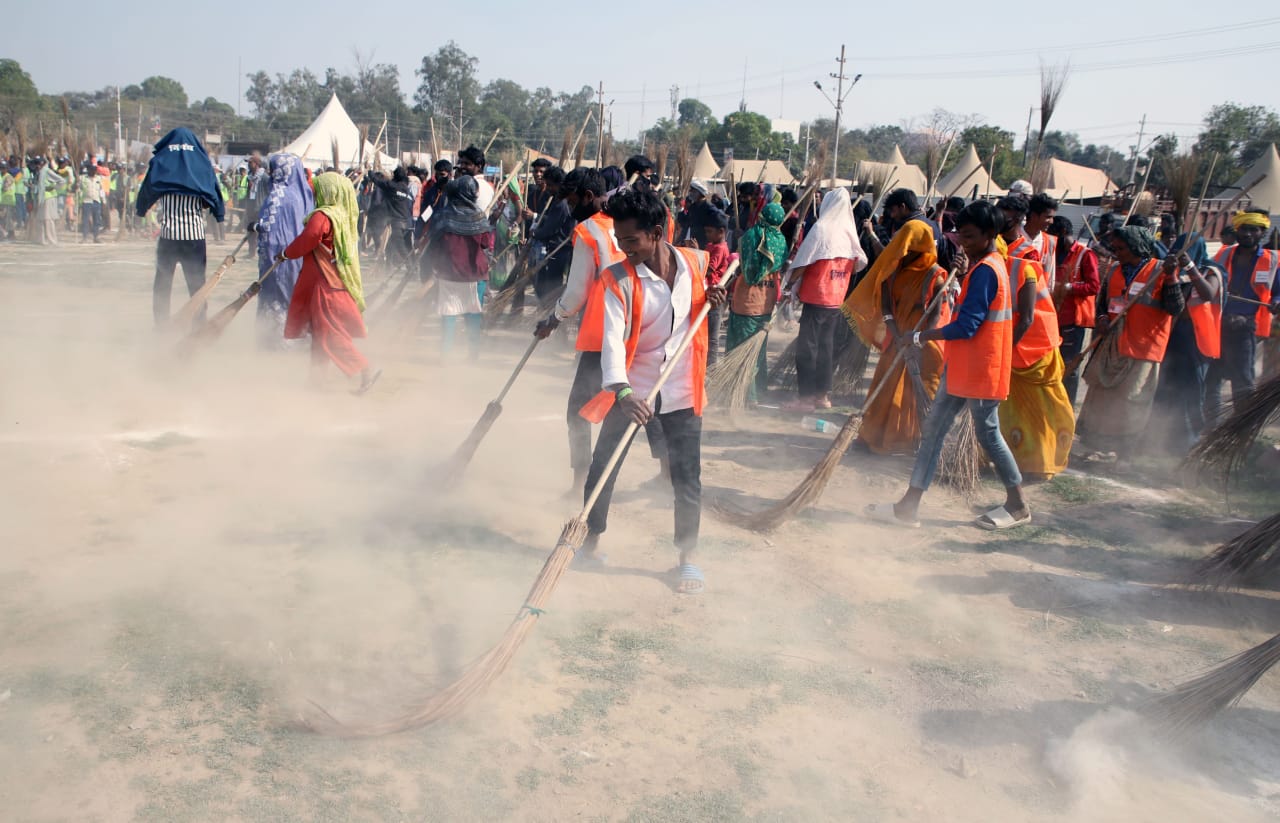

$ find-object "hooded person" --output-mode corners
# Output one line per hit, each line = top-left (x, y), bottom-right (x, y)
(279, 172), (379, 393)
(784, 189), (868, 410)
(136, 129), (225, 327)
(429, 172), (495, 358)
(253, 153), (314, 347)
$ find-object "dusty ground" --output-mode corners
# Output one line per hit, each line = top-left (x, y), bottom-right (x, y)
(1, 235), (1278, 822)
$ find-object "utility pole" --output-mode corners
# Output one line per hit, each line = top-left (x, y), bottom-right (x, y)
(1128, 114), (1147, 186)
(804, 122), (811, 170)
(115, 84), (123, 160)
(639, 81), (646, 138)
(596, 81), (605, 166)
(457, 99), (464, 151)
(739, 59), (748, 113)
(813, 44), (860, 181)
(669, 85), (678, 123)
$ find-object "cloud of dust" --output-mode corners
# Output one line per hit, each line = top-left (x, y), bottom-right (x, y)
(0, 246), (576, 736)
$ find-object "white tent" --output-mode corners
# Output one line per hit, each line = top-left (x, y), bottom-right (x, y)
(692, 142), (720, 180)
(935, 145), (1006, 200)
(1217, 144), (1280, 213)
(1038, 157), (1114, 202)
(281, 94), (398, 170)
(718, 158), (795, 186)
(853, 145), (928, 195)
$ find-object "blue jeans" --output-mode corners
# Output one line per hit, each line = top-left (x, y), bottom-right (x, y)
(909, 373), (1023, 491)
(1205, 315), (1257, 426)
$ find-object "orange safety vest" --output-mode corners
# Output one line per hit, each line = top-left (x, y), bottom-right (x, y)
(1006, 235), (1038, 262)
(572, 212), (626, 352)
(1103, 258), (1171, 362)
(1006, 256), (1061, 369)
(1186, 268), (1224, 359)
(945, 251), (1013, 401)
(1056, 241), (1096, 329)
(579, 245), (710, 422)
(1213, 245), (1277, 338)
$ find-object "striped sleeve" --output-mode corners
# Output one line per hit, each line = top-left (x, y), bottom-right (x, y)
(157, 194), (208, 241)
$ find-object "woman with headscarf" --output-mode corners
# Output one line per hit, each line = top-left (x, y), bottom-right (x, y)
(254, 153), (314, 347)
(1077, 225), (1185, 460)
(32, 158), (65, 245)
(429, 173), (495, 358)
(783, 189), (868, 411)
(843, 191), (949, 455)
(726, 202), (789, 403)
(279, 172), (379, 394)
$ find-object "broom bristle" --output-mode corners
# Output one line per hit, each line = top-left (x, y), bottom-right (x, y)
(830, 329), (871, 397)
(655, 143), (669, 189)
(935, 411), (982, 497)
(711, 413), (862, 532)
(770, 338), (799, 391)
(707, 329), (770, 416)
(302, 520), (587, 736)
(1185, 372), (1280, 483)
(559, 126), (573, 168)
(1192, 512), (1280, 589)
(437, 401), (503, 485)
(1144, 632), (1280, 736)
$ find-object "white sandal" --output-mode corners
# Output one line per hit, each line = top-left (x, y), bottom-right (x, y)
(975, 506), (1032, 531)
(865, 502), (921, 529)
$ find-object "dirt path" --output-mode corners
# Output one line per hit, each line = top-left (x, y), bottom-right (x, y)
(0, 238), (1277, 822)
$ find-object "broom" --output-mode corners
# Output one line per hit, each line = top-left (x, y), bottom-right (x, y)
(712, 267), (960, 532)
(1186, 371), (1280, 483)
(303, 266), (724, 737)
(176, 258), (284, 356)
(484, 234), (573, 320)
(435, 336), (544, 485)
(936, 411), (982, 497)
(1191, 512), (1280, 589)
(169, 231), (253, 330)
(770, 338), (799, 390)
(1144, 632), (1280, 735)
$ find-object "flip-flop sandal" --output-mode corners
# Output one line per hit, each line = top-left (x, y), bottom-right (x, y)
(352, 368), (383, 396)
(676, 564), (705, 595)
(975, 506), (1032, 531)
(864, 502), (920, 529)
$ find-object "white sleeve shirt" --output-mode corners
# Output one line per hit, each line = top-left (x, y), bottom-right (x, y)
(600, 249), (695, 413)
(556, 220), (620, 320)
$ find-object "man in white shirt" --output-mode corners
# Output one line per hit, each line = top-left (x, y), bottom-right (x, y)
(455, 145), (494, 212)
(577, 188), (726, 594)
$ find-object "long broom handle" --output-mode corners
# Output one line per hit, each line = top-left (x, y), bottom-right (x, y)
(579, 261), (740, 518)
(859, 266), (960, 415)
(495, 338), (540, 405)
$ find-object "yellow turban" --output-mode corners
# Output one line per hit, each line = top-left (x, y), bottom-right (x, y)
(1232, 211), (1271, 231)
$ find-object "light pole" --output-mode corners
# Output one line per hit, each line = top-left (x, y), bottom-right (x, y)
(814, 44), (861, 182)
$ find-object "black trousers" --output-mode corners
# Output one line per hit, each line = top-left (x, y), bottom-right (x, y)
(567, 351), (668, 470)
(1206, 316), (1258, 425)
(585, 400), (701, 551)
(153, 237), (207, 326)
(1059, 325), (1089, 406)
(796, 304), (842, 396)
(706, 304), (723, 368)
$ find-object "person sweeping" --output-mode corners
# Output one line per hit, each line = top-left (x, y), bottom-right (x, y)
(253, 152), (313, 348)
(574, 188), (727, 594)
(279, 172), (380, 394)
(725, 201), (788, 406)
(866, 201), (1030, 530)
(782, 188), (867, 411)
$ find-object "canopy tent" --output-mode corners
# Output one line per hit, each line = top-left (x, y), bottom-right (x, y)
(281, 94), (397, 171)
(692, 142), (720, 180)
(1038, 157), (1115, 202)
(1217, 144), (1280, 213)
(934, 145), (1006, 201)
(853, 145), (928, 196)
(718, 158), (796, 186)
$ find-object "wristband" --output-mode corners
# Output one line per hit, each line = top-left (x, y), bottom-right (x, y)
(615, 386), (633, 401)
(882, 313), (894, 322)
(912, 331), (922, 348)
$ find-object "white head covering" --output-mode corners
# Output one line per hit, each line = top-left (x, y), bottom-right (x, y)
(789, 188), (867, 272)
(1009, 179), (1033, 196)
(689, 178), (708, 196)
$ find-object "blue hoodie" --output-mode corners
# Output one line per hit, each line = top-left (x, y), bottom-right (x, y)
(135, 127), (224, 221)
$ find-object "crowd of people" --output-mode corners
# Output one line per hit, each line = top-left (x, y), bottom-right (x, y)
(32, 121), (1280, 593)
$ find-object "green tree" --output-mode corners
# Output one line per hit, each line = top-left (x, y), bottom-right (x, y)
(0, 59), (41, 126)
(1194, 102), (1280, 178)
(707, 110), (786, 161)
(960, 124), (1021, 183)
(677, 98), (714, 134)
(414, 41), (480, 119)
(139, 76), (188, 108)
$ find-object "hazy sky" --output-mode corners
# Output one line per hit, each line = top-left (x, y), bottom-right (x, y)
(11, 2), (1280, 154)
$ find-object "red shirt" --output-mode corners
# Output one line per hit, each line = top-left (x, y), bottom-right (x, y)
(705, 241), (730, 287)
(797, 257), (856, 308)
